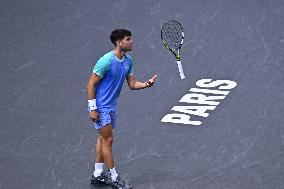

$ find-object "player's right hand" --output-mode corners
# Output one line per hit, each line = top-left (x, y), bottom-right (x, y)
(89, 110), (100, 123)
(145, 75), (158, 87)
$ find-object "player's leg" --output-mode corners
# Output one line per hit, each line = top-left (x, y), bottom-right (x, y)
(95, 135), (104, 163)
(99, 124), (132, 189)
(88, 105), (109, 183)
(99, 124), (115, 169)
(101, 111), (132, 189)
(91, 132), (112, 185)
(93, 135), (104, 176)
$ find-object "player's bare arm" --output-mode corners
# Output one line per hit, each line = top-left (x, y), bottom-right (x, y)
(127, 74), (157, 90)
(87, 72), (101, 122)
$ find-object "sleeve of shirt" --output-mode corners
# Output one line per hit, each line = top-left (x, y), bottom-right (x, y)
(93, 57), (110, 78)
(128, 58), (134, 76)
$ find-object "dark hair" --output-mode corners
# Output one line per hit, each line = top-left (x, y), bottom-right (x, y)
(110, 29), (132, 46)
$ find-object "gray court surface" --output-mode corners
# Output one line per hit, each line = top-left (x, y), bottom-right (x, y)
(1, 0), (283, 189)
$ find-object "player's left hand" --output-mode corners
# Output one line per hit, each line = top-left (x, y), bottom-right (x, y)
(145, 75), (157, 87)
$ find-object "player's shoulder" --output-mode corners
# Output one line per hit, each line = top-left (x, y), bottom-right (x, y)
(97, 51), (113, 64)
(101, 51), (114, 60)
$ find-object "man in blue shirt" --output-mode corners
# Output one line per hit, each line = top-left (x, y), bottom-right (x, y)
(87, 29), (157, 189)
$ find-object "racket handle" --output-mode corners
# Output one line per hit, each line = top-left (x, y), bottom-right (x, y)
(177, 61), (185, 79)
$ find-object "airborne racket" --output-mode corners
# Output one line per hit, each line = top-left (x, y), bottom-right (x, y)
(161, 20), (185, 79)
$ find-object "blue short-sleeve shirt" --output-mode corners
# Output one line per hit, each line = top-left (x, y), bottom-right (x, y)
(93, 51), (134, 110)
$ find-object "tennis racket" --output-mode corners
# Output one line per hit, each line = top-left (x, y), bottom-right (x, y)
(161, 20), (185, 79)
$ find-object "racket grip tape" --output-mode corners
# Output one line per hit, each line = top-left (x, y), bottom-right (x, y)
(176, 61), (185, 79)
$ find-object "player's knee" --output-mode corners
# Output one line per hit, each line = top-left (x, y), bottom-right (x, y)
(106, 136), (113, 144)
(102, 136), (113, 146)
(99, 124), (113, 145)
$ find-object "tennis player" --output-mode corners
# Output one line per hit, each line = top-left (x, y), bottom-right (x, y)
(87, 29), (157, 189)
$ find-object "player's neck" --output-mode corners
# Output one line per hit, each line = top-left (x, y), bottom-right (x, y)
(113, 48), (125, 60)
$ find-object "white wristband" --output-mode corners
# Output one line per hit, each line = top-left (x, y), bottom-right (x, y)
(88, 99), (97, 111)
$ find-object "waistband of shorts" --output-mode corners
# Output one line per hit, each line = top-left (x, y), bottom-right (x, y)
(97, 106), (116, 113)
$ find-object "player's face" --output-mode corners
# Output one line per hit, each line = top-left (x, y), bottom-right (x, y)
(118, 36), (133, 51)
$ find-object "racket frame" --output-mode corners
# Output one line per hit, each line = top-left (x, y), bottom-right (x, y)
(161, 20), (185, 79)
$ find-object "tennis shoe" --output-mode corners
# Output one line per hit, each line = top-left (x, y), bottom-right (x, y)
(91, 170), (111, 185)
(111, 175), (133, 189)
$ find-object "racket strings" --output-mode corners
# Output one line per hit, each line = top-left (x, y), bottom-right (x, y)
(161, 20), (183, 50)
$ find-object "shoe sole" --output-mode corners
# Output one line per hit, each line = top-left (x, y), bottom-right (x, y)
(91, 178), (109, 185)
(111, 185), (133, 189)
(91, 181), (109, 185)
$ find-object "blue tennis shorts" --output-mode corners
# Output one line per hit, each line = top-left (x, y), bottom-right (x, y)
(88, 106), (117, 129)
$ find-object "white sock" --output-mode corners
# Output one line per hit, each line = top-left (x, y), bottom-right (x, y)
(93, 163), (104, 177)
(109, 167), (118, 181)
